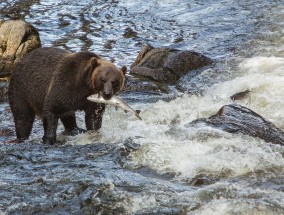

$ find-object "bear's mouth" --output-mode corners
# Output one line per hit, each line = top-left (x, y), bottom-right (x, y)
(102, 93), (112, 100)
(97, 91), (112, 100)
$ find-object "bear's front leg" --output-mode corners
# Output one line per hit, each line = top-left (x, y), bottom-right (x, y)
(60, 112), (86, 136)
(85, 103), (105, 131)
(43, 111), (59, 144)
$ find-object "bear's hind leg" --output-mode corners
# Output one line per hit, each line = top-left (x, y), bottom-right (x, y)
(43, 111), (59, 144)
(60, 113), (86, 136)
(13, 110), (35, 142)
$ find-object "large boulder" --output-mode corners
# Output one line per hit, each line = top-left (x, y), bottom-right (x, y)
(0, 20), (41, 77)
(123, 75), (162, 94)
(187, 104), (284, 146)
(130, 44), (213, 84)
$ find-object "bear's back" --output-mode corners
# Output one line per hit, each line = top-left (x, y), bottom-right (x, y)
(8, 47), (71, 115)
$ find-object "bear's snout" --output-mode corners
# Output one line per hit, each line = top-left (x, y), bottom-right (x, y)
(102, 82), (113, 100)
(102, 91), (112, 100)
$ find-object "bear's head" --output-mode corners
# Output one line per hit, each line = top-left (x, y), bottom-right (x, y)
(88, 57), (127, 100)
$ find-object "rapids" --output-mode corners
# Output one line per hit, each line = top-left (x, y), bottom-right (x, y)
(0, 0), (284, 214)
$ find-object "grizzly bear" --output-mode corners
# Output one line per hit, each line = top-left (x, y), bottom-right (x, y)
(8, 47), (126, 144)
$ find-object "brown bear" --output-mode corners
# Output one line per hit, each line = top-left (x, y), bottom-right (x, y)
(8, 47), (126, 144)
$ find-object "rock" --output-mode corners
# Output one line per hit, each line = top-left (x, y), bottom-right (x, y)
(0, 20), (41, 77)
(122, 75), (163, 94)
(130, 44), (213, 84)
(0, 0), (38, 20)
(123, 27), (138, 38)
(230, 89), (251, 101)
(187, 104), (284, 145)
(103, 39), (116, 49)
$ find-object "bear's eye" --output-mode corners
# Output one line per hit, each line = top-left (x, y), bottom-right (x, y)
(100, 78), (106, 84)
(112, 80), (119, 88)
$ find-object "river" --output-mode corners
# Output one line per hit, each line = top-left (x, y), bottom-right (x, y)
(0, 0), (284, 214)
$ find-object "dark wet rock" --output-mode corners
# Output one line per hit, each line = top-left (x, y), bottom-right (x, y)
(130, 43), (213, 84)
(122, 75), (164, 94)
(0, 0), (39, 20)
(103, 39), (116, 49)
(174, 36), (184, 43)
(190, 177), (215, 186)
(0, 20), (41, 77)
(187, 104), (284, 145)
(230, 89), (251, 101)
(123, 27), (138, 38)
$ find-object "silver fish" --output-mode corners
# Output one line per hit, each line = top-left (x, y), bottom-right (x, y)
(87, 94), (142, 120)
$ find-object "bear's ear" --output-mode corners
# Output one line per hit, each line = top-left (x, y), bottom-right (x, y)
(89, 57), (99, 70)
(84, 57), (100, 87)
(121, 65), (127, 75)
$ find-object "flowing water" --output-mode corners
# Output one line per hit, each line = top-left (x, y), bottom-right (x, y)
(0, 0), (284, 214)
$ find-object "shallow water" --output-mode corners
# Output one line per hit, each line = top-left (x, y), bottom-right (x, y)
(1, 0), (284, 214)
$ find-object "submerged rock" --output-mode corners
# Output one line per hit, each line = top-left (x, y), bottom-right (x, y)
(123, 27), (138, 38)
(130, 43), (213, 84)
(230, 89), (251, 101)
(188, 104), (284, 145)
(0, 20), (41, 77)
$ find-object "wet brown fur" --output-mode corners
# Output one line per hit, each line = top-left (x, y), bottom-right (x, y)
(8, 47), (126, 144)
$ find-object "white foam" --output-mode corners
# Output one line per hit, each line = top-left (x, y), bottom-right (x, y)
(187, 198), (278, 215)
(63, 55), (284, 184)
